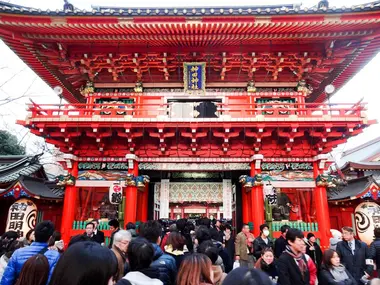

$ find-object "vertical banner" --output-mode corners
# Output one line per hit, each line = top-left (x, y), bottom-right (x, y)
(223, 179), (232, 219)
(109, 184), (123, 204)
(160, 179), (170, 219)
(183, 62), (206, 94)
(6, 199), (37, 238)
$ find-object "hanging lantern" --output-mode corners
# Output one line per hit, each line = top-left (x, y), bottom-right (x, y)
(355, 201), (380, 245)
(109, 184), (123, 204)
(6, 199), (37, 238)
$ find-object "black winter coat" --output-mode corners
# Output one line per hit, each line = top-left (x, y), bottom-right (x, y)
(274, 235), (287, 258)
(277, 252), (310, 285)
(306, 242), (322, 271)
(319, 266), (357, 285)
(336, 240), (373, 283)
(93, 230), (105, 244)
(369, 238), (380, 268)
(254, 236), (274, 260)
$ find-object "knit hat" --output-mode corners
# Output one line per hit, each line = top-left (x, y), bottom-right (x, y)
(222, 267), (273, 285)
(307, 233), (315, 240)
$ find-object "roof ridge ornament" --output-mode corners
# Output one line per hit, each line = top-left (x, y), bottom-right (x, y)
(63, 0), (74, 12)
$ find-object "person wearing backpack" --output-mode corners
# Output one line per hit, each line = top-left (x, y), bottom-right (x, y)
(0, 221), (60, 285)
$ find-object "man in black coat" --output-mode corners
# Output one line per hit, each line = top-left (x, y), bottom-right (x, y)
(253, 224), (274, 260)
(275, 225), (290, 258)
(91, 219), (105, 244)
(370, 227), (380, 277)
(277, 228), (310, 285)
(108, 219), (120, 249)
(336, 226), (373, 284)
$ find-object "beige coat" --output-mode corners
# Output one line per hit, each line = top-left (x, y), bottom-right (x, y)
(112, 245), (127, 281)
(235, 232), (254, 261)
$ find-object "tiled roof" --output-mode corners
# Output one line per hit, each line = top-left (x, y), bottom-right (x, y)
(341, 161), (380, 171)
(0, 155), (44, 184)
(328, 175), (378, 201)
(19, 176), (64, 199)
(0, 1), (379, 16)
(0, 175), (64, 200)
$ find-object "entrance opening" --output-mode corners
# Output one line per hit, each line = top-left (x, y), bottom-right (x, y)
(167, 99), (221, 118)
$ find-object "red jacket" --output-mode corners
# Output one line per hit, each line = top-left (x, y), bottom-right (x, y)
(160, 232), (170, 252)
(305, 254), (317, 285)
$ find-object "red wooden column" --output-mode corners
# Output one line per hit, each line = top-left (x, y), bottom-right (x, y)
(61, 159), (78, 247)
(242, 188), (249, 224)
(250, 155), (264, 237)
(313, 155), (331, 250)
(125, 155), (139, 225)
(140, 184), (149, 222)
(136, 191), (142, 222)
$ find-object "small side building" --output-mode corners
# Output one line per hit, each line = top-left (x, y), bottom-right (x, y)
(329, 138), (380, 244)
(0, 155), (64, 236)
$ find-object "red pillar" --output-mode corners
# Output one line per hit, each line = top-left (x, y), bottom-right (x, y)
(250, 158), (264, 237)
(313, 159), (331, 250)
(136, 191), (142, 222)
(140, 184), (149, 222)
(242, 188), (249, 224)
(125, 157), (138, 224)
(61, 160), (78, 247)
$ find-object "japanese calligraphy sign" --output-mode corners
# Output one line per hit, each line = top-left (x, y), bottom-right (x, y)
(109, 184), (123, 204)
(355, 202), (380, 245)
(183, 62), (206, 94)
(6, 199), (37, 238)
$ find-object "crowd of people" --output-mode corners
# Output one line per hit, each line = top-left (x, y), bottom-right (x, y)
(0, 217), (380, 285)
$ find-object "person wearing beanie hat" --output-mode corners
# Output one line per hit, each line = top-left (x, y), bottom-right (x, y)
(0, 221), (60, 285)
(253, 224), (274, 260)
(222, 267), (273, 285)
(305, 232), (322, 272)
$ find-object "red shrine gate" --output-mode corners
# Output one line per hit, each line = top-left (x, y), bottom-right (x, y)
(0, 2), (379, 248)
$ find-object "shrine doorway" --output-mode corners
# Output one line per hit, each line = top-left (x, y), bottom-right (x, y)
(153, 179), (235, 223)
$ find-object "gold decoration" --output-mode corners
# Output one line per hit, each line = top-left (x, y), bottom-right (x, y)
(247, 80), (256, 93)
(297, 79), (313, 96)
(134, 81), (143, 93)
(80, 81), (94, 97)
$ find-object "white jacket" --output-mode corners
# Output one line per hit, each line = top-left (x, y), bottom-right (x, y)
(123, 272), (163, 285)
(0, 255), (9, 282)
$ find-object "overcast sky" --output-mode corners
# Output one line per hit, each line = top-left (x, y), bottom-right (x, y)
(0, 0), (379, 167)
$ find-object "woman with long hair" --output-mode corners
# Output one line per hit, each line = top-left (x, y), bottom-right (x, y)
(254, 248), (279, 284)
(164, 232), (188, 270)
(177, 253), (213, 285)
(49, 241), (117, 285)
(15, 254), (49, 285)
(319, 249), (357, 285)
(0, 240), (24, 281)
(48, 232), (64, 254)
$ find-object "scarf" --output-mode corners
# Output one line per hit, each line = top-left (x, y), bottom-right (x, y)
(285, 245), (307, 279)
(330, 265), (349, 282)
(244, 232), (254, 248)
